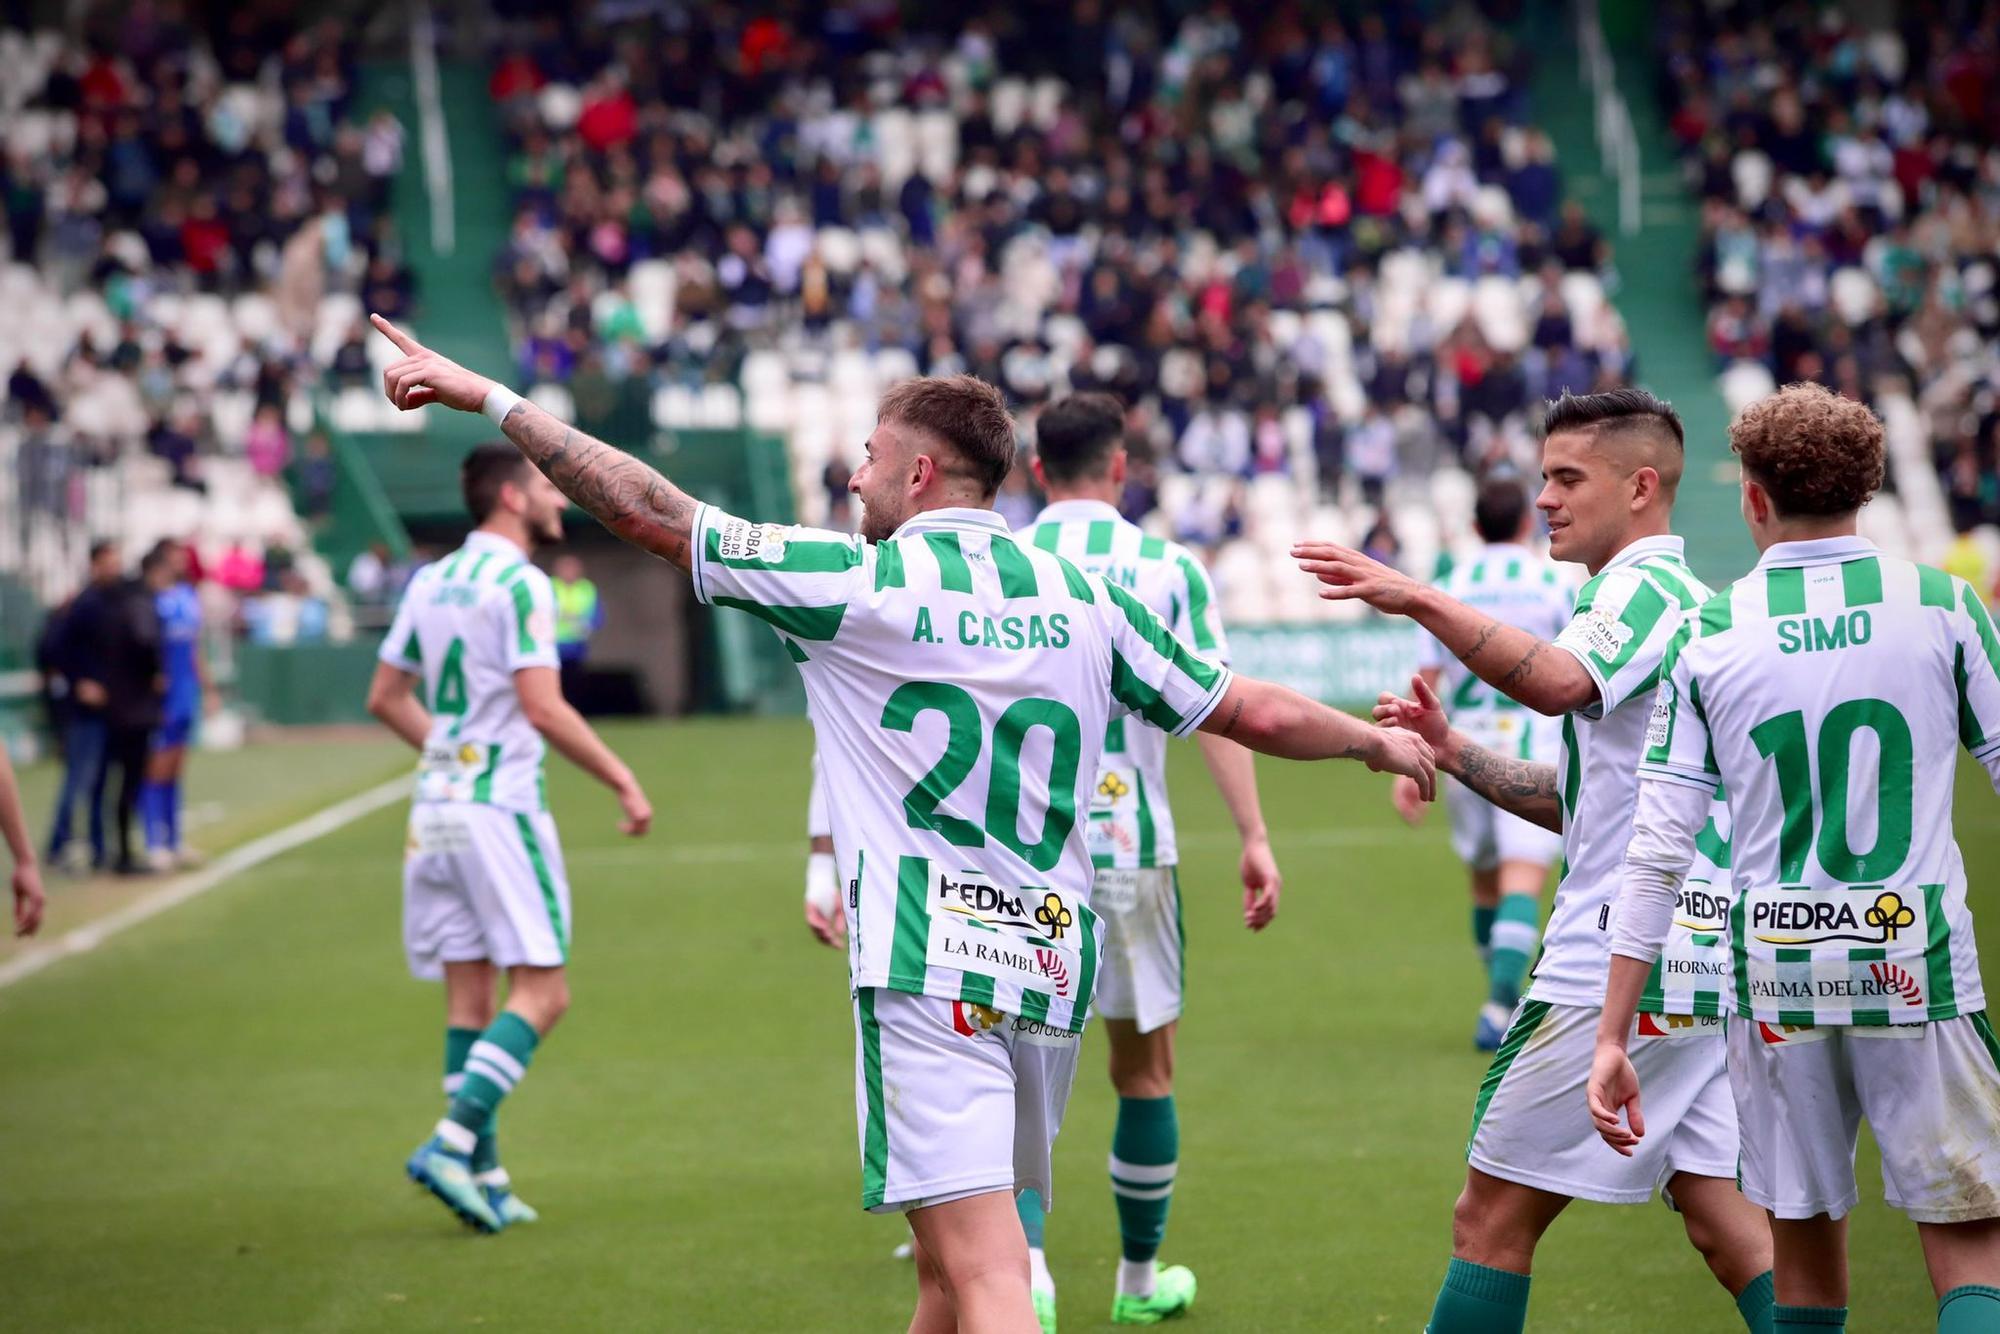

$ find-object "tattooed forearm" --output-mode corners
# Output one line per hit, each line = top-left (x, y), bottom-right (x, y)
(1456, 619), (1501, 665)
(1498, 641), (1545, 690)
(1218, 697), (1244, 738)
(1449, 740), (1563, 832)
(502, 404), (698, 569)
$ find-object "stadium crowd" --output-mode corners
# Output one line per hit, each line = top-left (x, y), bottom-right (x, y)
(480, 2), (1631, 588)
(0, 9), (393, 630)
(1660, 0), (2000, 586)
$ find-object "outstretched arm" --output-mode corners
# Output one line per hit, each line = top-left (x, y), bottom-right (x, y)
(1373, 675), (1563, 832)
(1293, 542), (1596, 716)
(1200, 676), (1435, 799)
(372, 314), (699, 569)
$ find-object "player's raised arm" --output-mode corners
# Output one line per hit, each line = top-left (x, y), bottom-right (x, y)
(372, 314), (699, 569)
(1374, 674), (1562, 832)
(1293, 540), (1596, 717)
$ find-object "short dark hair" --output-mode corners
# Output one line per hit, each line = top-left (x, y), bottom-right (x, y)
(876, 375), (1017, 498)
(89, 539), (118, 563)
(1034, 393), (1126, 484)
(1541, 387), (1685, 449)
(1474, 477), (1530, 543)
(140, 542), (175, 576)
(1729, 382), (1884, 517)
(462, 444), (533, 524)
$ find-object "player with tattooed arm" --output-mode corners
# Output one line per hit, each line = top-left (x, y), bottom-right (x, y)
(369, 314), (1435, 1334)
(1303, 388), (1775, 1334)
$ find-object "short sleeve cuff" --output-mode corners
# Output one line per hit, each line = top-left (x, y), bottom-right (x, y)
(1170, 666), (1234, 739)
(1635, 761), (1722, 794)
(689, 502), (715, 606)
(1551, 638), (1609, 721)
(377, 643), (419, 673)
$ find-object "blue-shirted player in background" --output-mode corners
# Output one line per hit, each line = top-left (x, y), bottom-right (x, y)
(141, 539), (207, 870)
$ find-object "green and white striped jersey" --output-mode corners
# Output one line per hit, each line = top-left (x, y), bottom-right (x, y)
(1022, 500), (1226, 870)
(380, 530), (559, 813)
(691, 504), (1233, 1032)
(1416, 542), (1573, 763)
(1641, 536), (2000, 1025)
(1532, 534), (1734, 1014)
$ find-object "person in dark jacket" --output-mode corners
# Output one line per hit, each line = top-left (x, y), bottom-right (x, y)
(98, 553), (165, 873)
(44, 542), (118, 867)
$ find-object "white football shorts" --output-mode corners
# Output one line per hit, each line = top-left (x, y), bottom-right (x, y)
(1090, 867), (1184, 1034)
(1729, 1012), (2000, 1223)
(852, 987), (1080, 1214)
(1469, 1001), (1738, 1204)
(402, 803), (571, 980)
(1447, 777), (1564, 872)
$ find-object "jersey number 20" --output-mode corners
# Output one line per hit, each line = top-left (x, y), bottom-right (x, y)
(881, 682), (1082, 873)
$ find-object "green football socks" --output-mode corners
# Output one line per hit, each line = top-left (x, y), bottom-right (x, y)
(1017, 1187), (1047, 1249)
(438, 1012), (540, 1152)
(1472, 904), (1496, 962)
(1110, 1096), (1177, 1268)
(1940, 1285), (2000, 1332)
(1487, 893), (1539, 1008)
(1736, 1270), (1775, 1333)
(443, 1025), (501, 1171)
(1426, 1257), (1529, 1334)
(1773, 1305), (1846, 1331)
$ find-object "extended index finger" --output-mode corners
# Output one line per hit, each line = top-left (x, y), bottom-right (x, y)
(370, 312), (423, 354)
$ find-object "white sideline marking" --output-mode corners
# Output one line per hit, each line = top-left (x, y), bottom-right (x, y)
(0, 775), (410, 992)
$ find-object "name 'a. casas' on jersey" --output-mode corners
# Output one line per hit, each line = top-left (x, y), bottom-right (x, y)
(688, 504), (1233, 1033)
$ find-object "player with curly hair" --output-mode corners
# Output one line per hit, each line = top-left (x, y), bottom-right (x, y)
(1590, 382), (2000, 1333)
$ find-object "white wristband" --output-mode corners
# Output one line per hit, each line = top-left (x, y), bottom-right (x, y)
(481, 384), (524, 426)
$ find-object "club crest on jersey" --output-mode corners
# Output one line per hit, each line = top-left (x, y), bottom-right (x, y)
(1577, 607), (1634, 662)
(1033, 892), (1073, 941)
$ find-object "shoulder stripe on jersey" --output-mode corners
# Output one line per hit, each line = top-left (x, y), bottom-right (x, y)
(1919, 565), (1955, 609)
(874, 541), (905, 591)
(1505, 558), (1522, 580)
(1139, 535), (1166, 560)
(713, 596), (846, 641)
(1104, 581), (1223, 690)
(1542, 568), (1560, 587)
(1597, 579), (1669, 674)
(1765, 566), (1806, 616)
(1086, 520), (1115, 555)
(1956, 645), (1987, 750)
(1687, 673), (1719, 774)
(1053, 555), (1095, 604)
(924, 531), (973, 592)
(440, 552), (465, 581)
(1698, 587), (1734, 638)
(989, 536), (1041, 598)
(398, 625), (423, 665)
(1032, 523), (1061, 552)
(1840, 556), (1883, 608)
(1644, 560), (1697, 610)
(1175, 554), (1218, 651)
(466, 553), (492, 583)
(1964, 582), (2000, 681)
(1572, 570), (1605, 616)
(704, 527), (863, 574)
(495, 561), (523, 586)
(1468, 561), (1486, 584)
(509, 581), (537, 652)
(1110, 650), (1187, 732)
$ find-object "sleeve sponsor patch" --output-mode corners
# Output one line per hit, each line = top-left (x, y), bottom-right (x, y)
(716, 516), (792, 564)
(1575, 606), (1635, 662)
(1645, 680), (1675, 750)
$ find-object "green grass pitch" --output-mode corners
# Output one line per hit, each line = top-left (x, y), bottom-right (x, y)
(1, 716), (1994, 1330)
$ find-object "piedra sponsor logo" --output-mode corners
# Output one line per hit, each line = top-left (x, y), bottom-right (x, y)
(1750, 890), (1916, 947)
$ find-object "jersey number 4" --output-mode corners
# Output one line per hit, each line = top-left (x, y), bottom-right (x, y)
(881, 682), (1082, 874)
(434, 637), (469, 736)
